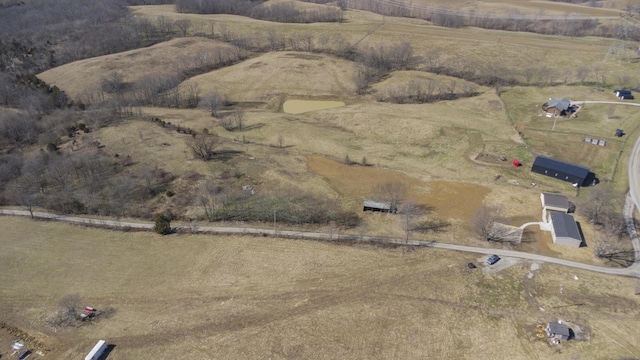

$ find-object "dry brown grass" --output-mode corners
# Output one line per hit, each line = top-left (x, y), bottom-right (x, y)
(1, 217), (639, 359)
(35, 3), (636, 247)
(190, 52), (357, 101)
(7, 2), (640, 359)
(37, 37), (235, 100)
(408, 0), (624, 16)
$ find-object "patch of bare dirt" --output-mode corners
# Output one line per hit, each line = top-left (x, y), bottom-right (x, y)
(474, 152), (510, 165)
(0, 321), (53, 355)
(306, 155), (490, 220)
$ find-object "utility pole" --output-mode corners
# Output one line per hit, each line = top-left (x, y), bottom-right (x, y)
(273, 209), (276, 236)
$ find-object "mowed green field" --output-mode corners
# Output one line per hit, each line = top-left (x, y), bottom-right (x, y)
(1, 217), (639, 359)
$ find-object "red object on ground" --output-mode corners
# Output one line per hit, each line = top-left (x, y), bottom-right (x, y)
(513, 159), (520, 167)
(84, 306), (95, 312)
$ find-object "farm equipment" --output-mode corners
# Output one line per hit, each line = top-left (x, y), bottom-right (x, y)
(80, 306), (96, 320)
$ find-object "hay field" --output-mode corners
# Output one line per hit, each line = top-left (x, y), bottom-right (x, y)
(130, 4), (634, 78)
(408, 0), (624, 16)
(190, 52), (357, 101)
(1, 217), (639, 360)
(38, 37), (235, 100)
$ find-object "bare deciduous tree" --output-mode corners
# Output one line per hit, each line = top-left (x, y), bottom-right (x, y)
(413, 218), (450, 233)
(579, 184), (621, 225)
(575, 66), (590, 86)
(234, 109), (245, 131)
(219, 114), (235, 131)
(472, 202), (505, 242)
(46, 294), (83, 330)
(398, 198), (423, 242)
(156, 16), (174, 36)
(100, 71), (127, 94)
(174, 19), (192, 37)
(373, 181), (407, 213)
(187, 134), (218, 160)
(594, 227), (635, 267)
(199, 91), (227, 118)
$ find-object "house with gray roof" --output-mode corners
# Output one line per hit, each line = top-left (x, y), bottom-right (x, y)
(549, 212), (583, 248)
(546, 322), (571, 340)
(542, 98), (576, 117)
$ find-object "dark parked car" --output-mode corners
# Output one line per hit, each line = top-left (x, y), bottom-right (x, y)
(467, 262), (477, 269)
(486, 255), (501, 265)
(17, 350), (32, 360)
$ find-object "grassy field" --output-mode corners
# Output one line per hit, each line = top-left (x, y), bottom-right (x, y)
(0, 217), (639, 359)
(35, 2), (640, 248)
(32, 2), (640, 247)
(13, 3), (640, 358)
(407, 0), (626, 16)
(38, 37), (236, 101)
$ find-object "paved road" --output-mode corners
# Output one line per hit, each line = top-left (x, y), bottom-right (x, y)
(626, 134), (640, 265)
(2, 209), (639, 278)
(570, 100), (640, 107)
(573, 99), (640, 269)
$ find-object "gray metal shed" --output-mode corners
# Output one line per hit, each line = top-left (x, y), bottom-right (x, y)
(546, 322), (571, 340)
(550, 212), (582, 248)
(541, 193), (569, 213)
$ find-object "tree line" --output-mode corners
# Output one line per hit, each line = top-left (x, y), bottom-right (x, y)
(337, 0), (640, 40)
(197, 181), (360, 227)
(0, 0), (177, 75)
(176, 0), (343, 23)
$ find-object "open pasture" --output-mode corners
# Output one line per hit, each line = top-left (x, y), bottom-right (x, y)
(1, 217), (639, 359)
(6, 2), (640, 359)
(38, 37), (236, 101)
(502, 86), (640, 189)
(406, 0), (625, 17)
(31, 3), (640, 237)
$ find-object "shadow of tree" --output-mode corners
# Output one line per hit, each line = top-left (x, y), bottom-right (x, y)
(211, 150), (244, 162)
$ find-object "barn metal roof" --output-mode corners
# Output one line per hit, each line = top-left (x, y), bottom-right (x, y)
(547, 322), (570, 337)
(363, 199), (392, 210)
(541, 193), (569, 210)
(532, 156), (589, 181)
(550, 212), (582, 242)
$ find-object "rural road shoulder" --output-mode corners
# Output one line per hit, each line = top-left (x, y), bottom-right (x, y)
(2, 209), (639, 279)
(626, 134), (640, 267)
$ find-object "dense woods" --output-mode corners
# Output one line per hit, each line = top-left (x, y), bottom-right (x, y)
(176, 0), (343, 23)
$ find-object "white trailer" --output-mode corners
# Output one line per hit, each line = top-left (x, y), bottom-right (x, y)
(85, 340), (107, 360)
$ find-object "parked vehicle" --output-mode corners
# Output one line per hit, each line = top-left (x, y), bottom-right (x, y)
(17, 350), (32, 360)
(486, 255), (501, 265)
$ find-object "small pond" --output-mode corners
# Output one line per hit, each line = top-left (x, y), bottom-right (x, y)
(283, 100), (345, 114)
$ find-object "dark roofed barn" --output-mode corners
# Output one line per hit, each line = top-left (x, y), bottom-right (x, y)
(531, 156), (590, 186)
